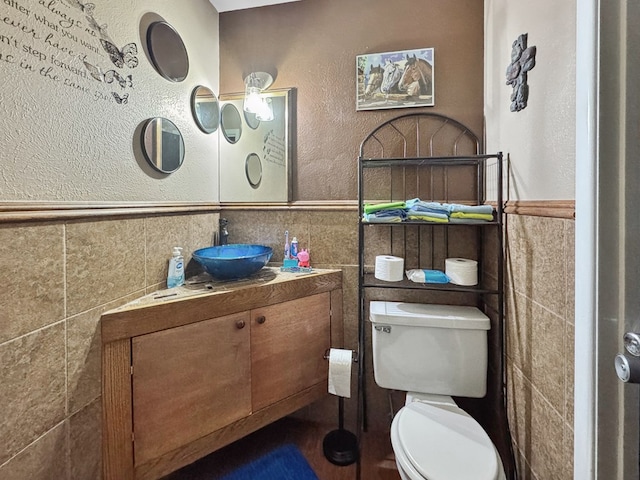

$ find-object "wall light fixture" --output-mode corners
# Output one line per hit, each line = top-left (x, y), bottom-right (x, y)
(243, 72), (274, 121)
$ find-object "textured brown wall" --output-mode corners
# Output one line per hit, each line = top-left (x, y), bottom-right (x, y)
(219, 0), (484, 201)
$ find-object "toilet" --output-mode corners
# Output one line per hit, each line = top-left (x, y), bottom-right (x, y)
(370, 301), (506, 480)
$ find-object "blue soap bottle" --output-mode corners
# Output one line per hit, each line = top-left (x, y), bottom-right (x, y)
(167, 247), (185, 288)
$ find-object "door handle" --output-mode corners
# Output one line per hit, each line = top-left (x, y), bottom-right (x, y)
(623, 332), (640, 356)
(615, 332), (640, 383)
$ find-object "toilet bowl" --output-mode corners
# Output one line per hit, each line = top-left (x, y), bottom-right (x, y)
(369, 301), (507, 480)
(390, 395), (506, 480)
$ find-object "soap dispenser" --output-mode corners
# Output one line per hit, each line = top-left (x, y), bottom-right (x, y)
(167, 247), (185, 288)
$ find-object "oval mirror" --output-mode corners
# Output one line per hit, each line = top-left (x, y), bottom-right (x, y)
(244, 110), (260, 130)
(191, 86), (220, 134)
(147, 21), (189, 82)
(221, 103), (242, 144)
(245, 153), (262, 188)
(141, 118), (185, 173)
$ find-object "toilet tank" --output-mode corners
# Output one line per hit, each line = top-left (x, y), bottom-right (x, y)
(370, 301), (490, 398)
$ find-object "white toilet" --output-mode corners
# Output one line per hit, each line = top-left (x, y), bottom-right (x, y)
(370, 301), (507, 480)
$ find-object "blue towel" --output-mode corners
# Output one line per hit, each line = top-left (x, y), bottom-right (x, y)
(446, 203), (494, 215)
(363, 210), (405, 223)
(405, 199), (449, 214)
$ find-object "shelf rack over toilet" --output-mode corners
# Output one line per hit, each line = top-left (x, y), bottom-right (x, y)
(355, 112), (507, 476)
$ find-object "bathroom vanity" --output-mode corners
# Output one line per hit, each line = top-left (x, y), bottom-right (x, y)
(101, 268), (343, 480)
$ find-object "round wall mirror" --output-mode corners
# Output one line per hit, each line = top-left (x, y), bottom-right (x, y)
(147, 21), (189, 82)
(141, 118), (185, 173)
(221, 103), (242, 144)
(191, 86), (220, 134)
(245, 153), (262, 188)
(244, 110), (260, 130)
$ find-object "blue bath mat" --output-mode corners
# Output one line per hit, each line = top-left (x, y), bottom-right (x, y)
(219, 444), (319, 480)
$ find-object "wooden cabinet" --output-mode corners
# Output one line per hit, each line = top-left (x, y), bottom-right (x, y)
(132, 311), (252, 466)
(251, 293), (330, 411)
(101, 269), (342, 480)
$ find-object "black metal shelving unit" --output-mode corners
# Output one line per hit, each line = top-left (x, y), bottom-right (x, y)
(354, 112), (512, 478)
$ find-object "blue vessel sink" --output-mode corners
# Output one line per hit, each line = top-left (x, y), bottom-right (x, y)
(192, 244), (273, 280)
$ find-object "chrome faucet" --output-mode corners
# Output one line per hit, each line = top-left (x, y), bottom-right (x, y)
(219, 218), (229, 245)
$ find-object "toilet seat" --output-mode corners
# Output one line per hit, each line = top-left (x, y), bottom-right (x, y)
(391, 401), (499, 480)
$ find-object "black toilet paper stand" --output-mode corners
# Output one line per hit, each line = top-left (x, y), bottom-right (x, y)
(322, 349), (359, 466)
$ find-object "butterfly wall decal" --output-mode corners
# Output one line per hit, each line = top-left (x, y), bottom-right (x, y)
(83, 60), (133, 89)
(85, 15), (109, 40)
(111, 92), (129, 105)
(100, 39), (138, 69)
(63, 0), (95, 15)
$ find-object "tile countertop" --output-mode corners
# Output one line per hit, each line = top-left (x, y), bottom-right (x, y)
(101, 267), (343, 343)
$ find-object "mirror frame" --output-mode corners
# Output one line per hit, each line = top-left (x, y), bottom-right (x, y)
(146, 21), (189, 82)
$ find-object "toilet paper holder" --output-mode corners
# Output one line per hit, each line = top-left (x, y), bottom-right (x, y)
(322, 347), (359, 466)
(323, 348), (358, 362)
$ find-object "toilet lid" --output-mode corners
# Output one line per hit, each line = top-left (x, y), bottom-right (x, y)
(395, 402), (498, 480)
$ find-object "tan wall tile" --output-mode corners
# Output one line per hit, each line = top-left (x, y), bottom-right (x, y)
(0, 323), (66, 464)
(145, 214), (192, 286)
(69, 398), (101, 480)
(0, 421), (68, 480)
(564, 220), (575, 325)
(530, 300), (566, 414)
(219, 211), (311, 262)
(67, 307), (101, 415)
(507, 362), (565, 479)
(308, 212), (358, 266)
(0, 224), (64, 344)
(563, 422), (574, 479)
(66, 219), (145, 316)
(507, 215), (568, 318)
(565, 321), (575, 425)
(506, 214), (575, 479)
(189, 213), (219, 252)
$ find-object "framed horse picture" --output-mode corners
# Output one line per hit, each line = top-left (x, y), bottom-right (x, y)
(356, 47), (434, 111)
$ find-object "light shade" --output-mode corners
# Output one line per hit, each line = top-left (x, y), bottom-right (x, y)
(243, 72), (274, 121)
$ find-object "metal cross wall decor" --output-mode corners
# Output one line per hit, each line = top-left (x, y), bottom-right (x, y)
(505, 33), (537, 112)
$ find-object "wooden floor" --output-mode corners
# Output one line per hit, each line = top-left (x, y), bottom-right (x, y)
(162, 416), (401, 480)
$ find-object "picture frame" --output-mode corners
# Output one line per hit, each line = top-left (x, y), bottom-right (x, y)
(356, 47), (435, 111)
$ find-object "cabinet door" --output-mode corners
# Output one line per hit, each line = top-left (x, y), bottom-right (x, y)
(132, 311), (251, 465)
(251, 292), (331, 411)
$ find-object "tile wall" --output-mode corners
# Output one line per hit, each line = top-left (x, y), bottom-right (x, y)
(0, 208), (575, 479)
(0, 212), (219, 479)
(228, 208), (577, 480)
(505, 214), (575, 480)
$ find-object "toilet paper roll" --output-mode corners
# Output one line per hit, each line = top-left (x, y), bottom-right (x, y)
(375, 255), (405, 282)
(328, 348), (352, 398)
(445, 258), (478, 286)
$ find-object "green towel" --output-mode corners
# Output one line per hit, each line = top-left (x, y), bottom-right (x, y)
(363, 202), (406, 214)
(407, 214), (449, 223)
(450, 212), (494, 221)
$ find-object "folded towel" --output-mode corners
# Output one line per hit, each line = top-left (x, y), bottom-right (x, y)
(362, 213), (403, 223)
(407, 212), (449, 223)
(449, 217), (495, 224)
(450, 212), (494, 221)
(447, 203), (494, 215)
(364, 201), (406, 214)
(405, 199), (449, 214)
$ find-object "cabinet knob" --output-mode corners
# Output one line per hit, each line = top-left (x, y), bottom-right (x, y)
(256, 315), (266, 325)
(235, 320), (246, 329)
